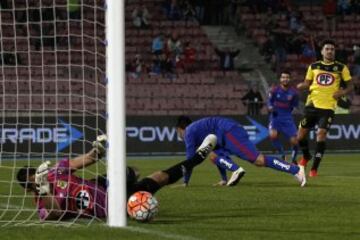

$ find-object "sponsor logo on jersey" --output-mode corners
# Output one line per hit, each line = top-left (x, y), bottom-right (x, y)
(56, 180), (68, 189)
(71, 185), (94, 213)
(316, 73), (335, 86)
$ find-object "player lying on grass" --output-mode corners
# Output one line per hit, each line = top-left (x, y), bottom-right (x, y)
(176, 116), (306, 187)
(16, 134), (217, 221)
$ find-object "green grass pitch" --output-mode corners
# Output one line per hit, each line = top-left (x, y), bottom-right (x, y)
(0, 154), (360, 240)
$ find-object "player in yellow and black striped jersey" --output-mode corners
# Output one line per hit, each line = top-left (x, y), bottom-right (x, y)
(296, 39), (353, 177)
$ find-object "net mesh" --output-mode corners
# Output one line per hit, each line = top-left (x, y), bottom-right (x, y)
(0, 0), (106, 226)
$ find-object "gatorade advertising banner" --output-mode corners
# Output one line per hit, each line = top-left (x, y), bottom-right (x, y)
(1, 116), (105, 157)
(1, 115), (359, 157)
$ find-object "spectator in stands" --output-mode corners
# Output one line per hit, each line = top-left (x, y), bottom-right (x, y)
(241, 86), (263, 116)
(299, 36), (316, 65)
(260, 34), (275, 63)
(287, 10), (305, 33)
(323, 0), (337, 33)
(166, 32), (183, 57)
(152, 33), (165, 56)
(263, 7), (277, 32)
(288, 33), (306, 55)
(182, 0), (197, 22)
(161, 53), (176, 78)
(126, 54), (144, 78)
(182, 41), (197, 73)
(132, 4), (151, 29)
(277, 0), (291, 14)
(194, 0), (205, 23)
(223, 0), (238, 24)
(163, 0), (182, 21)
(269, 27), (289, 73)
(215, 47), (240, 71)
(337, 0), (351, 15)
(149, 56), (162, 76)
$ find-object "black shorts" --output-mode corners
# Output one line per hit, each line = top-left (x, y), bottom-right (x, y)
(299, 106), (334, 130)
(90, 166), (139, 197)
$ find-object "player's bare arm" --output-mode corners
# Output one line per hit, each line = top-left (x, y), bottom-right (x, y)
(68, 135), (107, 170)
(68, 148), (99, 170)
(333, 81), (354, 100)
(297, 79), (312, 91)
(39, 195), (64, 220)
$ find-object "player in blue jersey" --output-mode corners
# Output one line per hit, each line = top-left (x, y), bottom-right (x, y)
(267, 71), (299, 165)
(176, 116), (246, 187)
(176, 116), (306, 187)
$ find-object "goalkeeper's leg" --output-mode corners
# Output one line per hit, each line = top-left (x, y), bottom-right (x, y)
(132, 134), (217, 194)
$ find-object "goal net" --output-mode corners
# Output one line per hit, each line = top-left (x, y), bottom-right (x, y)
(0, 0), (108, 226)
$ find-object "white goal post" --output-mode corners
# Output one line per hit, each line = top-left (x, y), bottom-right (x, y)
(106, 0), (127, 227)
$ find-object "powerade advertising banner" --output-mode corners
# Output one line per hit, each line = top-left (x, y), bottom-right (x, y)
(126, 115), (360, 155)
(1, 115), (359, 157)
(1, 116), (105, 157)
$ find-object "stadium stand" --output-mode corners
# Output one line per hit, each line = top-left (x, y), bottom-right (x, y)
(124, 0), (250, 115)
(0, 0), (250, 115)
(3, 0), (358, 115)
(236, 1), (360, 113)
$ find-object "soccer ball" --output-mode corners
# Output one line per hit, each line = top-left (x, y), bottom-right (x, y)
(127, 191), (159, 222)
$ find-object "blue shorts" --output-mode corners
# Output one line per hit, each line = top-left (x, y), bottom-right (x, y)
(220, 126), (260, 163)
(268, 119), (297, 139)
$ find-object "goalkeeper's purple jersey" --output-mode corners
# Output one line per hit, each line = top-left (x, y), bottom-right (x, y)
(267, 86), (299, 121)
(36, 159), (107, 220)
(184, 117), (245, 159)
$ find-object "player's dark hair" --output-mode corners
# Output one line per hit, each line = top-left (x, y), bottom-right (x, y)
(17, 166), (36, 189)
(279, 70), (291, 77)
(176, 116), (192, 129)
(320, 39), (336, 49)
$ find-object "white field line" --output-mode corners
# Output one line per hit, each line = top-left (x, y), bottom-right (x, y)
(125, 226), (202, 240)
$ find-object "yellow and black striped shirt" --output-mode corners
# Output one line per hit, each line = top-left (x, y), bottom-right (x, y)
(304, 61), (351, 110)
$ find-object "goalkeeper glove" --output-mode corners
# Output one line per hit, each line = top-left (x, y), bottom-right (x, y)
(92, 134), (107, 159)
(35, 161), (51, 195)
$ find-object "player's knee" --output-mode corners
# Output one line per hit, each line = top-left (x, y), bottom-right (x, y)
(290, 137), (298, 146)
(208, 152), (218, 164)
(254, 154), (265, 167)
(269, 134), (277, 141)
(317, 129), (327, 141)
(148, 171), (168, 186)
(297, 127), (308, 141)
(269, 131), (278, 140)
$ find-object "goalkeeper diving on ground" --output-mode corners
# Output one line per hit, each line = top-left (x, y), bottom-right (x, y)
(16, 134), (217, 221)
